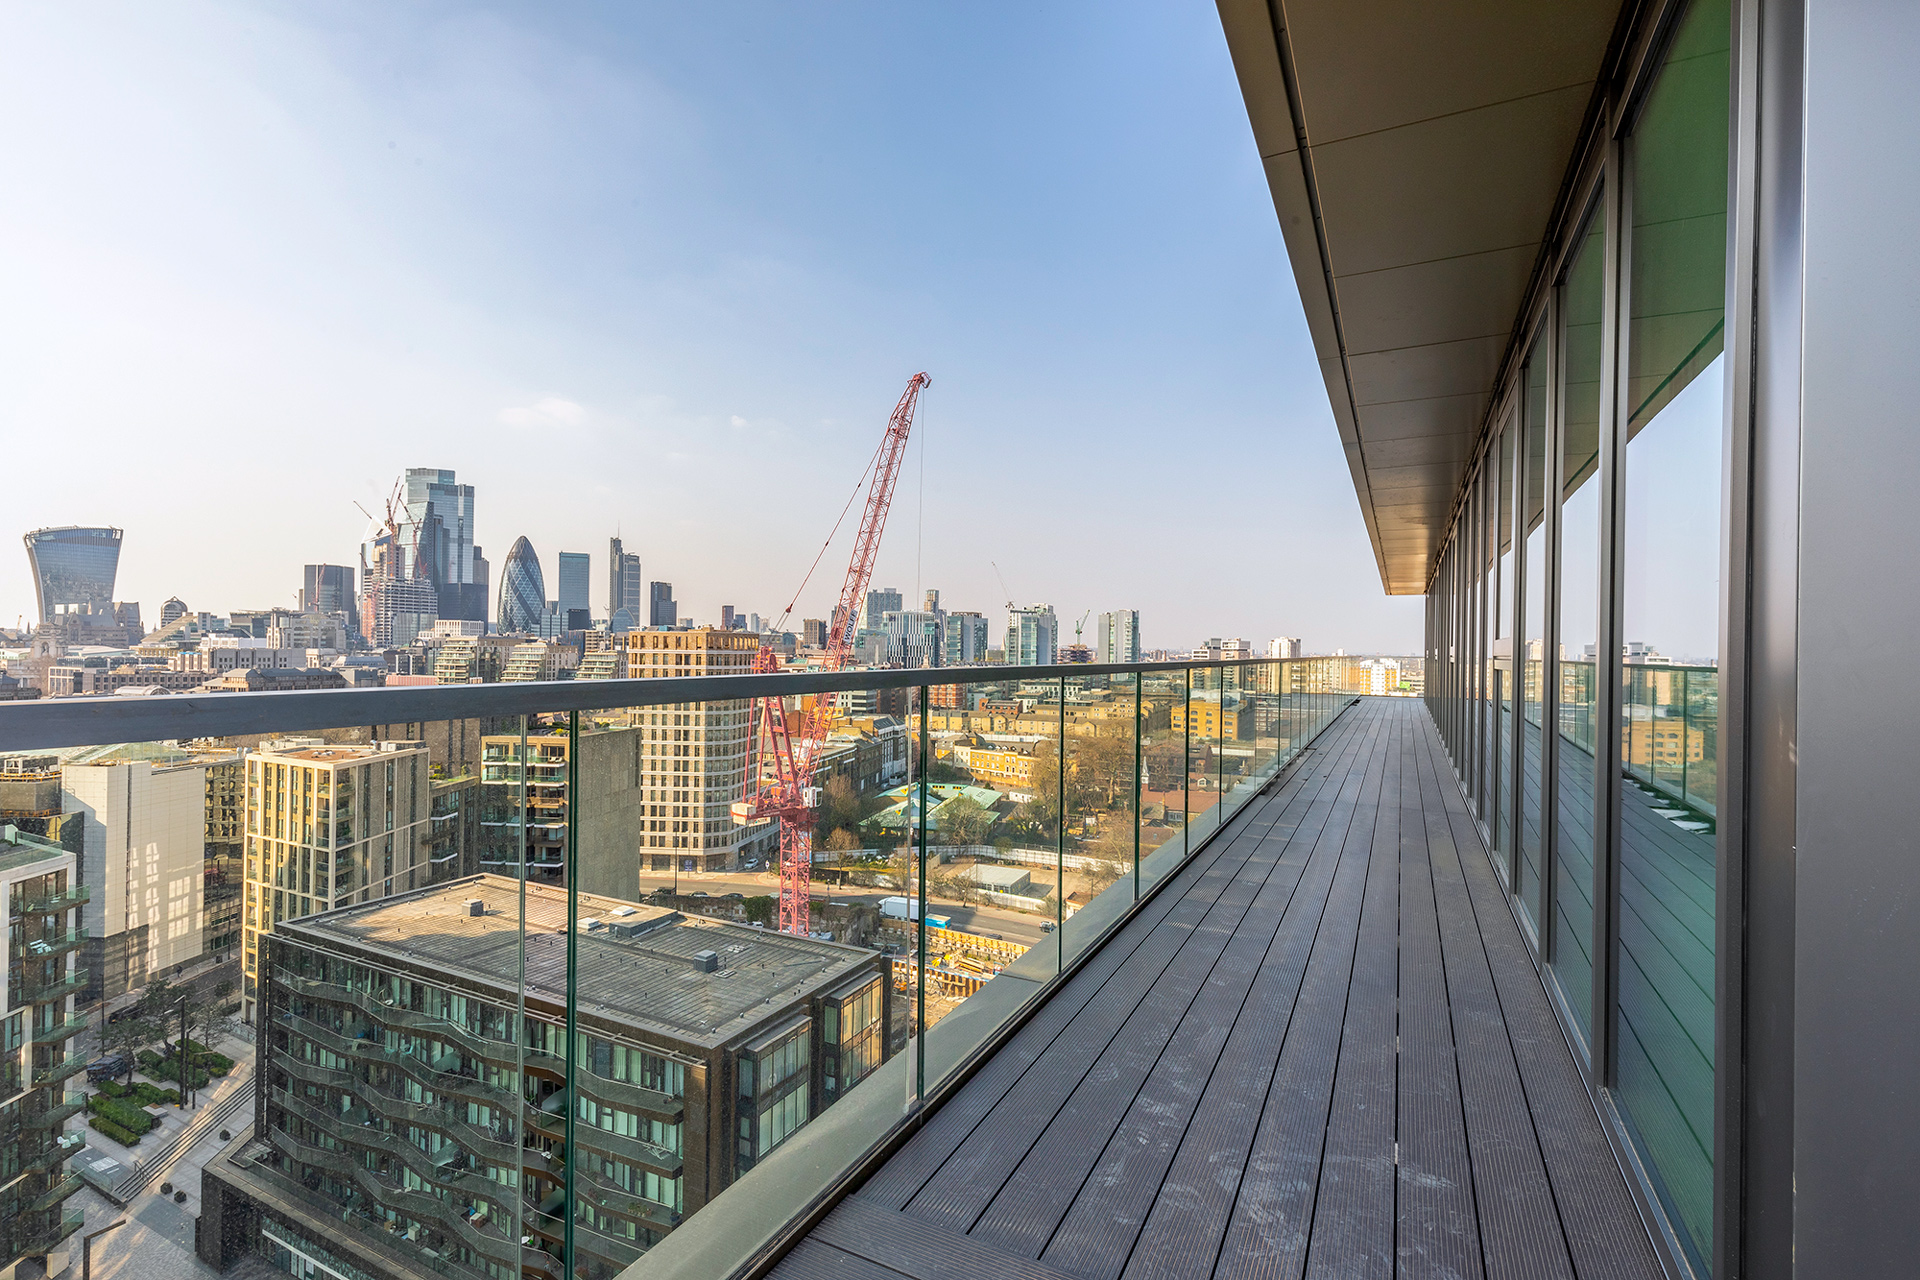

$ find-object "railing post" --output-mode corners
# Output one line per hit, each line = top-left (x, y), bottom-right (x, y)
(1183, 668), (1192, 856)
(916, 686), (929, 1103)
(1056, 675), (1066, 972)
(563, 709), (578, 1276)
(1133, 674), (1142, 900)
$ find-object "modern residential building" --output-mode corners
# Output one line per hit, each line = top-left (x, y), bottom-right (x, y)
(1095, 609), (1141, 664)
(199, 876), (889, 1280)
(609, 537), (643, 630)
(942, 611), (989, 666)
(648, 582), (677, 628)
(239, 739), (431, 1024)
(1004, 604), (1057, 666)
(476, 724), (644, 895)
(497, 536), (546, 634)
(403, 468), (490, 625)
(22, 525), (121, 622)
(623, 628), (777, 872)
(60, 759), (207, 1001)
(500, 639), (579, 682)
(0, 823), (88, 1272)
(1266, 636), (1302, 660)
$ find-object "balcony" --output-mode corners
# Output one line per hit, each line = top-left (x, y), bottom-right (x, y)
(19, 1131), (84, 1178)
(30, 1053), (88, 1088)
(27, 1173), (83, 1214)
(15, 926), (87, 961)
(18, 885), (90, 916)
(26, 1093), (85, 1129)
(16, 1210), (84, 1256)
(21, 967), (88, 1005)
(645, 700), (1665, 1280)
(31, 1013), (89, 1047)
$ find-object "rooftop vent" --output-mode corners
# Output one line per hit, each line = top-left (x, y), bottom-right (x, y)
(692, 949), (720, 973)
(465, 899), (484, 917)
(608, 906), (635, 917)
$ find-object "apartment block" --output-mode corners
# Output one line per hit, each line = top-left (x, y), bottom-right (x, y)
(239, 739), (430, 1024)
(476, 725), (646, 898)
(199, 876), (888, 1280)
(624, 629), (777, 872)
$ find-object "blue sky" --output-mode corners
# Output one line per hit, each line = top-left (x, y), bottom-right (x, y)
(0, 1), (1422, 653)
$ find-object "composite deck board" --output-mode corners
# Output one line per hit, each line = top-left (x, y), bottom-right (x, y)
(768, 699), (1665, 1280)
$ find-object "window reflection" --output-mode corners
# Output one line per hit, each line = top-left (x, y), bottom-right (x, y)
(1518, 336), (1549, 931)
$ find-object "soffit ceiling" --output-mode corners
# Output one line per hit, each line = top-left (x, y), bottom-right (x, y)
(1218, 0), (1619, 594)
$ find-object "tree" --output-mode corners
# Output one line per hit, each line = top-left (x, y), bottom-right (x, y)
(1075, 723), (1137, 808)
(742, 895), (775, 926)
(825, 827), (860, 852)
(939, 795), (994, 848)
(815, 775), (862, 841)
(97, 1009), (158, 1086)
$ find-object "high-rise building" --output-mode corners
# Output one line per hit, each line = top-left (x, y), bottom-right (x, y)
(0, 824), (87, 1269)
(624, 628), (778, 871)
(863, 587), (902, 631)
(61, 760), (206, 1001)
(609, 537), (643, 629)
(22, 525), (121, 622)
(239, 738), (431, 1024)
(943, 612), (990, 665)
(1267, 636), (1303, 659)
(300, 565), (356, 616)
(720, 605), (738, 631)
(200, 875), (888, 1280)
(803, 618), (829, 649)
(883, 611), (944, 667)
(1006, 605), (1058, 666)
(649, 581), (678, 628)
(557, 551), (591, 626)
(476, 722), (640, 890)
(498, 537), (546, 634)
(160, 596), (190, 628)
(403, 468), (489, 624)
(1096, 610), (1142, 664)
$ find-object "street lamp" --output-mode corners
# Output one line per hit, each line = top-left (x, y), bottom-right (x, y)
(82, 1218), (127, 1280)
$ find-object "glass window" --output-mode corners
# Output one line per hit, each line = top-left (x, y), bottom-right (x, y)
(1616, 0), (1729, 1269)
(1518, 332), (1549, 932)
(1494, 419), (1516, 873)
(1554, 201), (1606, 1044)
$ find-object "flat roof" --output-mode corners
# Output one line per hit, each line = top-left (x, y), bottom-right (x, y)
(278, 875), (878, 1049)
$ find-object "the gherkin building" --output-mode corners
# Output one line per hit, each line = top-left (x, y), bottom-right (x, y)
(497, 536), (546, 633)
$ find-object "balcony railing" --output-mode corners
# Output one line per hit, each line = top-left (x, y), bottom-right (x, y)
(0, 653), (1357, 1280)
(18, 885), (89, 916)
(26, 1093), (85, 1129)
(30, 1053), (88, 1088)
(15, 927), (88, 961)
(30, 1013), (89, 1047)
(21, 967), (88, 1004)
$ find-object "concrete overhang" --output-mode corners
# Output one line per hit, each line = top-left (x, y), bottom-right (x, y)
(1218, 1), (1620, 594)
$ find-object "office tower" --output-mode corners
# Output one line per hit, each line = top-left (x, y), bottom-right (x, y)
(1267, 636), (1302, 659)
(649, 582), (677, 627)
(238, 738), (430, 1024)
(802, 618), (829, 649)
(300, 564), (356, 616)
(61, 760), (207, 1001)
(609, 537), (643, 629)
(1096, 610), (1142, 664)
(863, 587), (902, 631)
(22, 525), (121, 622)
(943, 612), (990, 665)
(924, 588), (940, 613)
(497, 537), (546, 634)
(160, 596), (189, 628)
(720, 605), (737, 631)
(199, 877), (888, 1280)
(0, 825), (86, 1268)
(883, 610), (944, 667)
(402, 468), (489, 624)
(624, 628), (778, 871)
(557, 551), (591, 627)
(1005, 604), (1058, 666)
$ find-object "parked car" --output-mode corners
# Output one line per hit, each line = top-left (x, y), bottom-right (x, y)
(87, 1054), (133, 1082)
(724, 892), (744, 900)
(1040, 921), (1056, 933)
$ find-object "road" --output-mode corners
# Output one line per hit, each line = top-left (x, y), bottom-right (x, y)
(633, 870), (1055, 949)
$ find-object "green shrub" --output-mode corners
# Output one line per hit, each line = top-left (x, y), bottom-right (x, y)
(200, 1052), (234, 1075)
(130, 1082), (180, 1107)
(87, 1093), (155, 1135)
(136, 1049), (161, 1069)
(96, 1079), (131, 1099)
(149, 1057), (210, 1089)
(89, 1115), (140, 1146)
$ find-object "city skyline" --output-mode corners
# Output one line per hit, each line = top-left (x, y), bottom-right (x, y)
(0, 2), (1421, 653)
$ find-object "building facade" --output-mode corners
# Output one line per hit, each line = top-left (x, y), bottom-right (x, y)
(1005, 605), (1057, 666)
(22, 525), (121, 622)
(648, 582), (676, 628)
(200, 876), (889, 1280)
(1095, 610), (1141, 665)
(0, 824), (88, 1272)
(239, 739), (431, 1024)
(623, 629), (777, 872)
(497, 537), (547, 635)
(404, 468), (490, 625)
(609, 538), (643, 630)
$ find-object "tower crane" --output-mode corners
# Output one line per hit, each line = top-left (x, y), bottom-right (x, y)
(733, 373), (932, 935)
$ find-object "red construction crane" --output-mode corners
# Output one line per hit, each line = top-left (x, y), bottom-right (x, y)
(733, 372), (931, 935)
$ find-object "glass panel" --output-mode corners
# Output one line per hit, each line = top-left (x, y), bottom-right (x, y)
(1185, 666), (1225, 845)
(1518, 332), (1550, 933)
(1494, 420), (1516, 874)
(1554, 203), (1606, 1044)
(1616, 0), (1729, 1267)
(1138, 669), (1188, 895)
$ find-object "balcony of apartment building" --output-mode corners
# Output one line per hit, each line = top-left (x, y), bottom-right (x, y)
(5, 2), (1917, 1279)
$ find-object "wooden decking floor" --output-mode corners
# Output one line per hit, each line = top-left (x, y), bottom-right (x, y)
(769, 697), (1665, 1280)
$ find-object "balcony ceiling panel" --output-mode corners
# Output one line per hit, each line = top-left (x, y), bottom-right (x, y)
(1219, 0), (1618, 593)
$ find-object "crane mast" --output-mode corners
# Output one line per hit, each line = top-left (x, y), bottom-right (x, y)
(735, 373), (931, 935)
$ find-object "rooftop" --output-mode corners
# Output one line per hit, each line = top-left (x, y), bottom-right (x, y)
(279, 874), (878, 1048)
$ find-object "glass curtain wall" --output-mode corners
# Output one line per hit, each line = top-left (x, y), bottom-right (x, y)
(1553, 205), (1606, 1044)
(1517, 333), (1550, 931)
(1493, 419), (1516, 876)
(1616, 0), (1729, 1268)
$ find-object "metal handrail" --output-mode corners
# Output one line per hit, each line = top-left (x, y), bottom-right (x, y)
(0, 656), (1332, 752)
